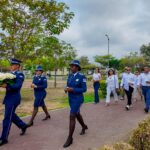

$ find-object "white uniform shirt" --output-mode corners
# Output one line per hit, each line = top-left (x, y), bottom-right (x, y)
(134, 75), (140, 88)
(93, 73), (101, 81)
(120, 73), (135, 91)
(106, 75), (119, 89)
(138, 72), (150, 87)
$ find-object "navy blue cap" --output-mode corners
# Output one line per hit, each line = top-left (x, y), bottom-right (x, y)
(70, 60), (81, 71)
(10, 58), (22, 65)
(35, 65), (43, 71)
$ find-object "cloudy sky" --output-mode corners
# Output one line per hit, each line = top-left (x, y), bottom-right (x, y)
(59, 0), (150, 61)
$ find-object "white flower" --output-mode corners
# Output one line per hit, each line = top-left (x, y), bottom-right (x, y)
(0, 73), (16, 81)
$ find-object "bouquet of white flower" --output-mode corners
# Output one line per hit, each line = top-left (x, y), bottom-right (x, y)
(0, 73), (16, 86)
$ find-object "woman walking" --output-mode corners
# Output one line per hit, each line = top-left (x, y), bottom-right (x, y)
(106, 69), (119, 106)
(93, 68), (101, 104)
(63, 60), (88, 148)
(28, 65), (50, 126)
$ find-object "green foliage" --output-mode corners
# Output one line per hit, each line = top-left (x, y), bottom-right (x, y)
(130, 117), (150, 150)
(0, 59), (9, 68)
(0, 0), (74, 61)
(119, 52), (147, 71)
(140, 43), (150, 62)
(79, 56), (90, 67)
(25, 38), (77, 71)
(99, 142), (135, 150)
(94, 55), (120, 69)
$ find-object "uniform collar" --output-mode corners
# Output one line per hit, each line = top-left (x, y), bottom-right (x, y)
(36, 75), (42, 77)
(73, 72), (79, 77)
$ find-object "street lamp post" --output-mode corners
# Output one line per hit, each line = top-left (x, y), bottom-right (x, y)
(105, 34), (110, 68)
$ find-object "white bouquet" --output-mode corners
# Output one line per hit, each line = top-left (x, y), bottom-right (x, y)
(0, 73), (16, 85)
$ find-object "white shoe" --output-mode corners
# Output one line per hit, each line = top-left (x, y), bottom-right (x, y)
(126, 105), (130, 110)
(105, 103), (110, 106)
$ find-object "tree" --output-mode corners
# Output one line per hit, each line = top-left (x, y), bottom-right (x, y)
(0, 0), (74, 60)
(79, 56), (90, 68)
(24, 38), (76, 71)
(140, 43), (150, 62)
(119, 52), (147, 71)
(94, 54), (120, 69)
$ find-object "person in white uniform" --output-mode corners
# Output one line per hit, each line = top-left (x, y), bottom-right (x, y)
(106, 69), (119, 106)
(133, 71), (142, 101)
(120, 67), (135, 110)
(137, 66), (150, 113)
(120, 67), (128, 100)
(93, 68), (101, 104)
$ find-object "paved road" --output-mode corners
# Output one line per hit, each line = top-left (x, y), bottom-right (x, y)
(0, 100), (148, 150)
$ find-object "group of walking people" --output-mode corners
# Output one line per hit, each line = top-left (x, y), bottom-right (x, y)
(0, 59), (88, 148)
(0, 58), (150, 148)
(92, 66), (150, 112)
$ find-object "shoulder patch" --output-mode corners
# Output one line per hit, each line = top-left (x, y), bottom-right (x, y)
(83, 78), (86, 82)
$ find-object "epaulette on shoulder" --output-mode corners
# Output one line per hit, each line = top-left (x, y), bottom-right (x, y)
(16, 71), (24, 75)
(79, 73), (83, 76)
(79, 73), (85, 77)
(41, 75), (46, 78)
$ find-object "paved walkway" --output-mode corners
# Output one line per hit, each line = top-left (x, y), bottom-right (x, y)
(0, 100), (148, 150)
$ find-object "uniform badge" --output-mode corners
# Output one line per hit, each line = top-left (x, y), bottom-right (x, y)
(76, 79), (79, 82)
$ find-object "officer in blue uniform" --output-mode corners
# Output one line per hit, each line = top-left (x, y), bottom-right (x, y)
(0, 59), (29, 146)
(28, 65), (50, 126)
(63, 60), (88, 148)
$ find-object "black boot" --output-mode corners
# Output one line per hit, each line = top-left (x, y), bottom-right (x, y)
(144, 108), (149, 113)
(63, 114), (76, 148)
(63, 137), (73, 148)
(20, 125), (28, 136)
(0, 139), (8, 146)
(76, 113), (88, 135)
(80, 125), (88, 135)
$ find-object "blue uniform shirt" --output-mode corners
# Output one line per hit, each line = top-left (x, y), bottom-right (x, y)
(3, 71), (24, 106)
(32, 75), (47, 107)
(33, 75), (47, 92)
(67, 72), (87, 104)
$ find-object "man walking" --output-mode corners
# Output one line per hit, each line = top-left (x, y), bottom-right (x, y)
(0, 59), (29, 146)
(138, 66), (150, 113)
(121, 67), (135, 110)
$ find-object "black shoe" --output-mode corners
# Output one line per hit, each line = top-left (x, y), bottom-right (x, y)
(144, 108), (149, 113)
(63, 138), (73, 148)
(80, 125), (88, 135)
(42, 115), (51, 121)
(0, 139), (8, 146)
(20, 125), (28, 136)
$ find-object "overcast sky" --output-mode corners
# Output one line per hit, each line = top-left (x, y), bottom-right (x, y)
(58, 0), (150, 61)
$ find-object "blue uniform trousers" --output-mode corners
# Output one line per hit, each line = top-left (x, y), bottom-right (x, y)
(93, 82), (100, 103)
(1, 104), (26, 140)
(142, 86), (150, 110)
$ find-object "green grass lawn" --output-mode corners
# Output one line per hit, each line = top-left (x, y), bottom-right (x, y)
(0, 88), (104, 120)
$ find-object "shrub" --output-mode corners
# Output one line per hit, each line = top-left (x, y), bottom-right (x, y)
(99, 142), (135, 150)
(100, 80), (107, 97)
(130, 117), (150, 150)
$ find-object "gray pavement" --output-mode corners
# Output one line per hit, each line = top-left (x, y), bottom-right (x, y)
(0, 100), (148, 150)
